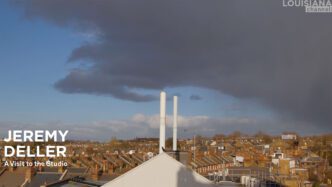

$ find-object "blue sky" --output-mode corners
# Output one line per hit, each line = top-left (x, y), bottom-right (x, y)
(0, 0), (330, 140)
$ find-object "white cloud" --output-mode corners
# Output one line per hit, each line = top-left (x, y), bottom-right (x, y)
(0, 114), (326, 141)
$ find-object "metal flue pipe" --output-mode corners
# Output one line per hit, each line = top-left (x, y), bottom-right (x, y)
(159, 91), (166, 154)
(173, 96), (178, 151)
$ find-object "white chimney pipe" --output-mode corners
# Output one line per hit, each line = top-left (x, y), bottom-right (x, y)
(159, 91), (166, 154)
(173, 96), (178, 151)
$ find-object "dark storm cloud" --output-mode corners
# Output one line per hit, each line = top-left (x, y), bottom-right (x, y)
(12, 0), (332, 129)
(190, 95), (202, 101)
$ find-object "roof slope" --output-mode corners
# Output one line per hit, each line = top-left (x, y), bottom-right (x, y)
(102, 153), (215, 187)
(0, 167), (26, 187)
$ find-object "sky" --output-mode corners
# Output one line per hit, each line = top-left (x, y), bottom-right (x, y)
(0, 0), (331, 140)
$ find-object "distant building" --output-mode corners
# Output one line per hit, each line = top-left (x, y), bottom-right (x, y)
(281, 134), (297, 140)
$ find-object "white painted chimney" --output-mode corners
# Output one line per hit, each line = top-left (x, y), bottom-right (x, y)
(159, 91), (166, 154)
(173, 96), (178, 151)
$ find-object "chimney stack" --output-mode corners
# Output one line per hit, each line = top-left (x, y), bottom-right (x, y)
(159, 91), (166, 154)
(91, 164), (99, 181)
(173, 96), (178, 151)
